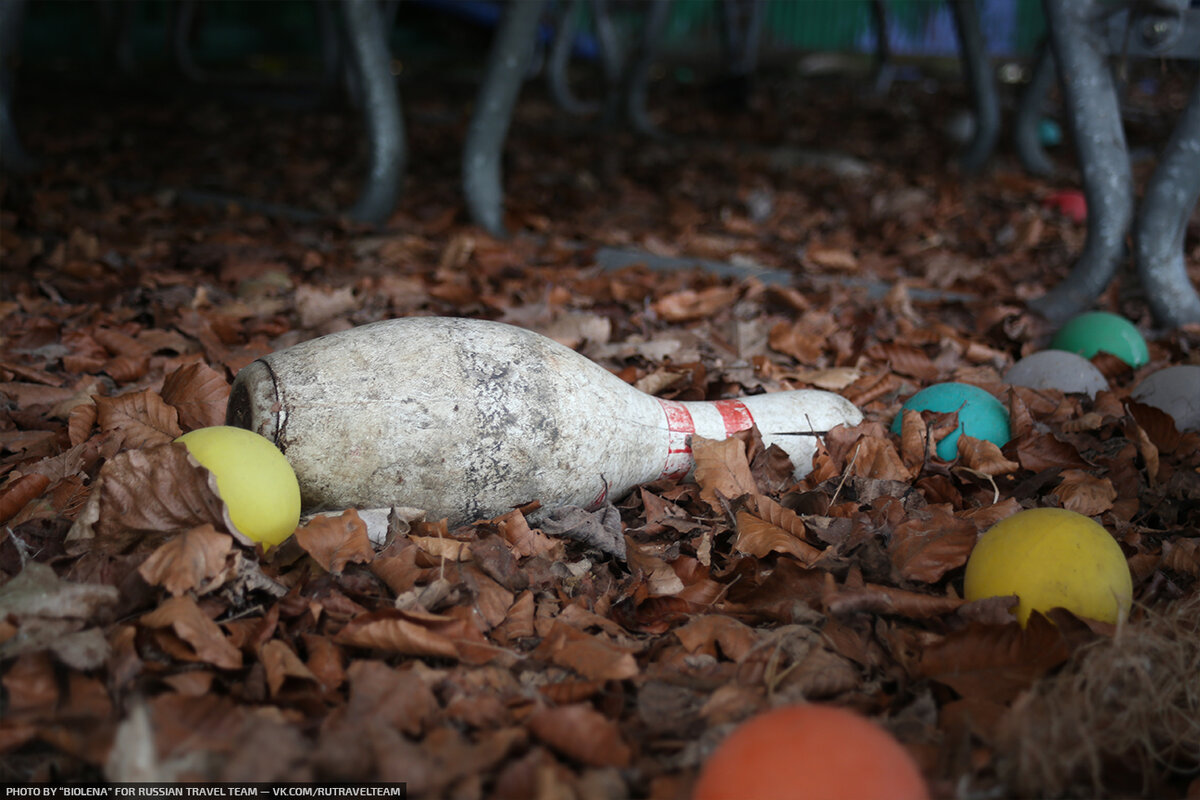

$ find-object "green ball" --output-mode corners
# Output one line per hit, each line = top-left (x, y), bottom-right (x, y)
(891, 382), (1011, 461)
(1049, 311), (1149, 368)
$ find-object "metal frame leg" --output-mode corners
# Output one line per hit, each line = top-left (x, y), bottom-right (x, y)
(949, 0), (1000, 174)
(463, 0), (546, 236)
(548, 0), (599, 115)
(623, 0), (672, 138)
(1135, 76), (1200, 327)
(1014, 39), (1058, 177)
(0, 0), (33, 173)
(342, 0), (405, 225)
(1029, 0), (1134, 322)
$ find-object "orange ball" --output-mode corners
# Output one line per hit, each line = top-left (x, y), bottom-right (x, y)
(692, 704), (929, 800)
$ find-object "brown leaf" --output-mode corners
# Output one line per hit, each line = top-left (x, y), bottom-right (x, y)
(494, 509), (562, 559)
(295, 509), (375, 573)
(957, 435), (1020, 476)
(674, 615), (760, 661)
(259, 639), (319, 697)
(1050, 470), (1117, 517)
(734, 495), (823, 565)
(888, 508), (977, 583)
(295, 284), (358, 328)
(626, 543), (685, 596)
(93, 327), (151, 359)
(1162, 538), (1200, 577)
(806, 245), (858, 271)
(918, 615), (1070, 704)
(784, 367), (862, 390)
(67, 444), (235, 549)
(850, 435), (914, 481)
(137, 525), (233, 597)
(527, 703), (632, 767)
(1015, 432), (1090, 472)
(899, 408), (928, 466)
(869, 342), (940, 381)
(344, 660), (438, 736)
(0, 473), (51, 525)
(94, 389), (182, 449)
(334, 610), (460, 660)
(827, 582), (965, 619)
(161, 362), (231, 432)
(139, 595), (243, 669)
(535, 622), (639, 681)
(693, 434), (757, 513)
(651, 286), (740, 323)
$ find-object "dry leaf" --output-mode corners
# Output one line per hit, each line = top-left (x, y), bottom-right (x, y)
(139, 595), (243, 670)
(693, 434), (757, 513)
(1050, 470), (1117, 517)
(66, 444), (234, 549)
(957, 435), (1020, 476)
(94, 390), (183, 449)
(527, 703), (632, 767)
(161, 362), (231, 432)
(295, 509), (375, 574)
(334, 610), (460, 660)
(888, 509), (977, 583)
(734, 495), (823, 565)
(138, 525), (233, 597)
(918, 615), (1071, 705)
(652, 286), (740, 322)
(258, 639), (319, 697)
(851, 435), (914, 481)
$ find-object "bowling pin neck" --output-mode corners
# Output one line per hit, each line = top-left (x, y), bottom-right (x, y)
(655, 390), (861, 482)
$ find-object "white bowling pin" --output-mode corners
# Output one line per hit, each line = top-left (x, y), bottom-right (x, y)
(227, 317), (862, 525)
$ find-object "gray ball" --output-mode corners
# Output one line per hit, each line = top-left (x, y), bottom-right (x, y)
(1005, 350), (1109, 398)
(1132, 365), (1200, 432)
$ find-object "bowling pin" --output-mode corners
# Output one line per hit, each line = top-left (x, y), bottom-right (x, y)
(227, 317), (862, 526)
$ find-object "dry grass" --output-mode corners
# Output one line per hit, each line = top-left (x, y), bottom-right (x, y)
(996, 595), (1200, 797)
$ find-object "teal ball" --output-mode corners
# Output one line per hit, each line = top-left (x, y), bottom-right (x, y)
(892, 382), (1011, 460)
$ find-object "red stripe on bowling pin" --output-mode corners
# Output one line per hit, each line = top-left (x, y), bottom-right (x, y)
(713, 399), (755, 436)
(658, 399), (695, 480)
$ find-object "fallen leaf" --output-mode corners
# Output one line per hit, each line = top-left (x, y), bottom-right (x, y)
(94, 390), (182, 449)
(66, 444), (235, 549)
(693, 434), (757, 513)
(334, 610), (460, 660)
(139, 595), (243, 670)
(888, 508), (978, 583)
(652, 286), (740, 322)
(734, 495), (823, 565)
(138, 525), (233, 597)
(1050, 470), (1117, 517)
(527, 703), (632, 767)
(294, 509), (375, 574)
(259, 639), (319, 697)
(161, 362), (231, 432)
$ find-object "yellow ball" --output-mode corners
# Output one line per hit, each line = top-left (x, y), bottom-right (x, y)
(963, 508), (1132, 626)
(176, 426), (301, 547)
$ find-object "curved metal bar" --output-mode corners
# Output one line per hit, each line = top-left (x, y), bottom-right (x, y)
(623, 0), (673, 138)
(869, 0), (898, 96)
(463, 0), (547, 236)
(1029, 0), (1134, 322)
(1135, 75), (1200, 327)
(0, 0), (33, 173)
(1014, 39), (1058, 177)
(172, 0), (207, 84)
(548, 0), (600, 115)
(949, 0), (1000, 174)
(342, 0), (405, 225)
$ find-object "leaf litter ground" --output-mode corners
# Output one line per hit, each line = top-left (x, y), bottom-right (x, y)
(1, 61), (1199, 797)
